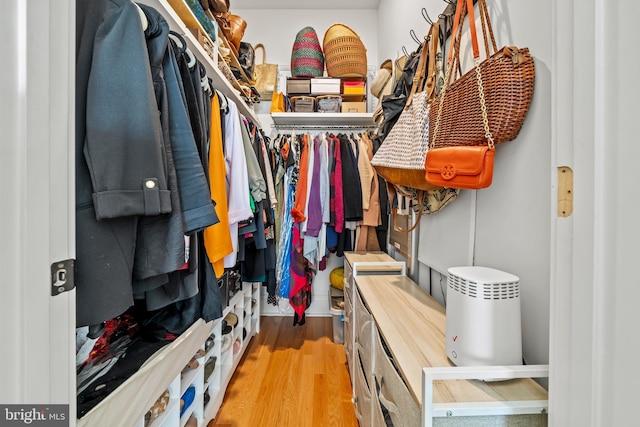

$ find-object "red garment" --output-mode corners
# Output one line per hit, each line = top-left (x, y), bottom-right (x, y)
(331, 135), (344, 233)
(291, 135), (310, 223)
(289, 226), (311, 323)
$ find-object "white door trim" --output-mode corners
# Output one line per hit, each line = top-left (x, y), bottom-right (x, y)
(0, 0), (76, 419)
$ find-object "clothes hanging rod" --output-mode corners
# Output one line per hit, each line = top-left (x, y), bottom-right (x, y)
(271, 124), (378, 130)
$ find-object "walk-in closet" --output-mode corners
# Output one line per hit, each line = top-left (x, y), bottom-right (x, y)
(2, 0), (639, 426)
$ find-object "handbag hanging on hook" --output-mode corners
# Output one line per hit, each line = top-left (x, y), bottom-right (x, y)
(425, 0), (535, 190)
(428, 0), (535, 148)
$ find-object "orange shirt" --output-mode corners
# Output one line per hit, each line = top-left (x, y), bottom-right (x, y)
(203, 92), (233, 277)
(291, 134), (310, 223)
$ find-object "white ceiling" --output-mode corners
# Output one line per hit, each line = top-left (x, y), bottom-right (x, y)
(233, 0), (380, 10)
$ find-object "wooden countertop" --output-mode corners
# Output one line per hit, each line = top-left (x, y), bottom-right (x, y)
(355, 274), (548, 406)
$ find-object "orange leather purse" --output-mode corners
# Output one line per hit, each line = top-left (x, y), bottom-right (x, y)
(425, 0), (498, 190)
(424, 145), (495, 189)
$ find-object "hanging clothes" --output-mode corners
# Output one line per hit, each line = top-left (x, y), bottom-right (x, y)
(276, 167), (295, 301)
(76, 0), (173, 327)
(356, 133), (382, 251)
(291, 134), (310, 223)
(203, 92), (234, 278)
(222, 99), (253, 268)
(289, 226), (312, 326)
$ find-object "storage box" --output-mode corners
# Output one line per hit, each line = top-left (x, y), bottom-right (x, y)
(341, 101), (366, 113)
(330, 305), (345, 344)
(317, 95), (342, 113)
(311, 78), (341, 94)
(343, 80), (366, 95)
(286, 78), (311, 95)
(290, 96), (315, 112)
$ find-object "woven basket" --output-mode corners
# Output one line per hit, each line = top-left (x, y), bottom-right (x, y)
(291, 27), (324, 77)
(323, 23), (367, 78)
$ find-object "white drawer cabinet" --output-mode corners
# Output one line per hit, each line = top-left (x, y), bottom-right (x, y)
(351, 273), (549, 427)
(343, 251), (406, 403)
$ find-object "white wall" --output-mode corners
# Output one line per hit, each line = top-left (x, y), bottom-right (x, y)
(377, 0), (552, 371)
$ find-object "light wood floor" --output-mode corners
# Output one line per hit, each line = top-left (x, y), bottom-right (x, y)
(209, 316), (358, 427)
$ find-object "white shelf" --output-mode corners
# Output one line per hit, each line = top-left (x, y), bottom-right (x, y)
(270, 112), (376, 128)
(137, 0), (260, 125)
(77, 320), (211, 427)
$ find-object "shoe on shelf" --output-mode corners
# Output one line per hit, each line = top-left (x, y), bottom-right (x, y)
(180, 386), (196, 417)
(145, 389), (170, 427)
(222, 322), (232, 335)
(224, 312), (238, 328)
(204, 356), (217, 379)
(220, 334), (232, 353)
(205, 333), (216, 351)
(182, 357), (199, 374)
(185, 415), (198, 427)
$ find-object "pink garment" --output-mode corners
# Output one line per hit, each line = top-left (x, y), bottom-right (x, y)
(332, 135), (344, 233)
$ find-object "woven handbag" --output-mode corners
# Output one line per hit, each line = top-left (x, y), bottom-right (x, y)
(323, 23), (367, 78)
(371, 24), (441, 192)
(291, 27), (324, 78)
(428, 0), (535, 148)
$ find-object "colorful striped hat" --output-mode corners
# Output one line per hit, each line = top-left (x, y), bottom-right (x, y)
(291, 26), (324, 77)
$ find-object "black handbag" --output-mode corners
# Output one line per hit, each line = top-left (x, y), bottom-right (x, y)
(237, 41), (255, 81)
(372, 46), (422, 152)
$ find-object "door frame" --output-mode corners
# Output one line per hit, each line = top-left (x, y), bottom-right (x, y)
(0, 0), (76, 419)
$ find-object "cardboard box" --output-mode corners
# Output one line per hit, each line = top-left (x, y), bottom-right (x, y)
(311, 78), (341, 94)
(341, 101), (366, 113)
(286, 78), (311, 95)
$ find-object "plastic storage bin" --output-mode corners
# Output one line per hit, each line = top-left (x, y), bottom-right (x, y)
(330, 305), (345, 344)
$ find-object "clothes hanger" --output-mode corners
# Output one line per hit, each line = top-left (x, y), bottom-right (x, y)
(169, 31), (197, 68)
(134, 3), (149, 31)
(201, 74), (211, 93)
(215, 89), (228, 110)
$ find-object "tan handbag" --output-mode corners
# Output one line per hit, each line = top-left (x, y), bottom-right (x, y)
(254, 44), (278, 100)
(371, 23), (441, 191)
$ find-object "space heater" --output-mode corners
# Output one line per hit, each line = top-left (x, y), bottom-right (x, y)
(445, 266), (522, 371)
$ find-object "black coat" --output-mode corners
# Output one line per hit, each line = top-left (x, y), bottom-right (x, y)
(75, 0), (218, 326)
(76, 0), (168, 327)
